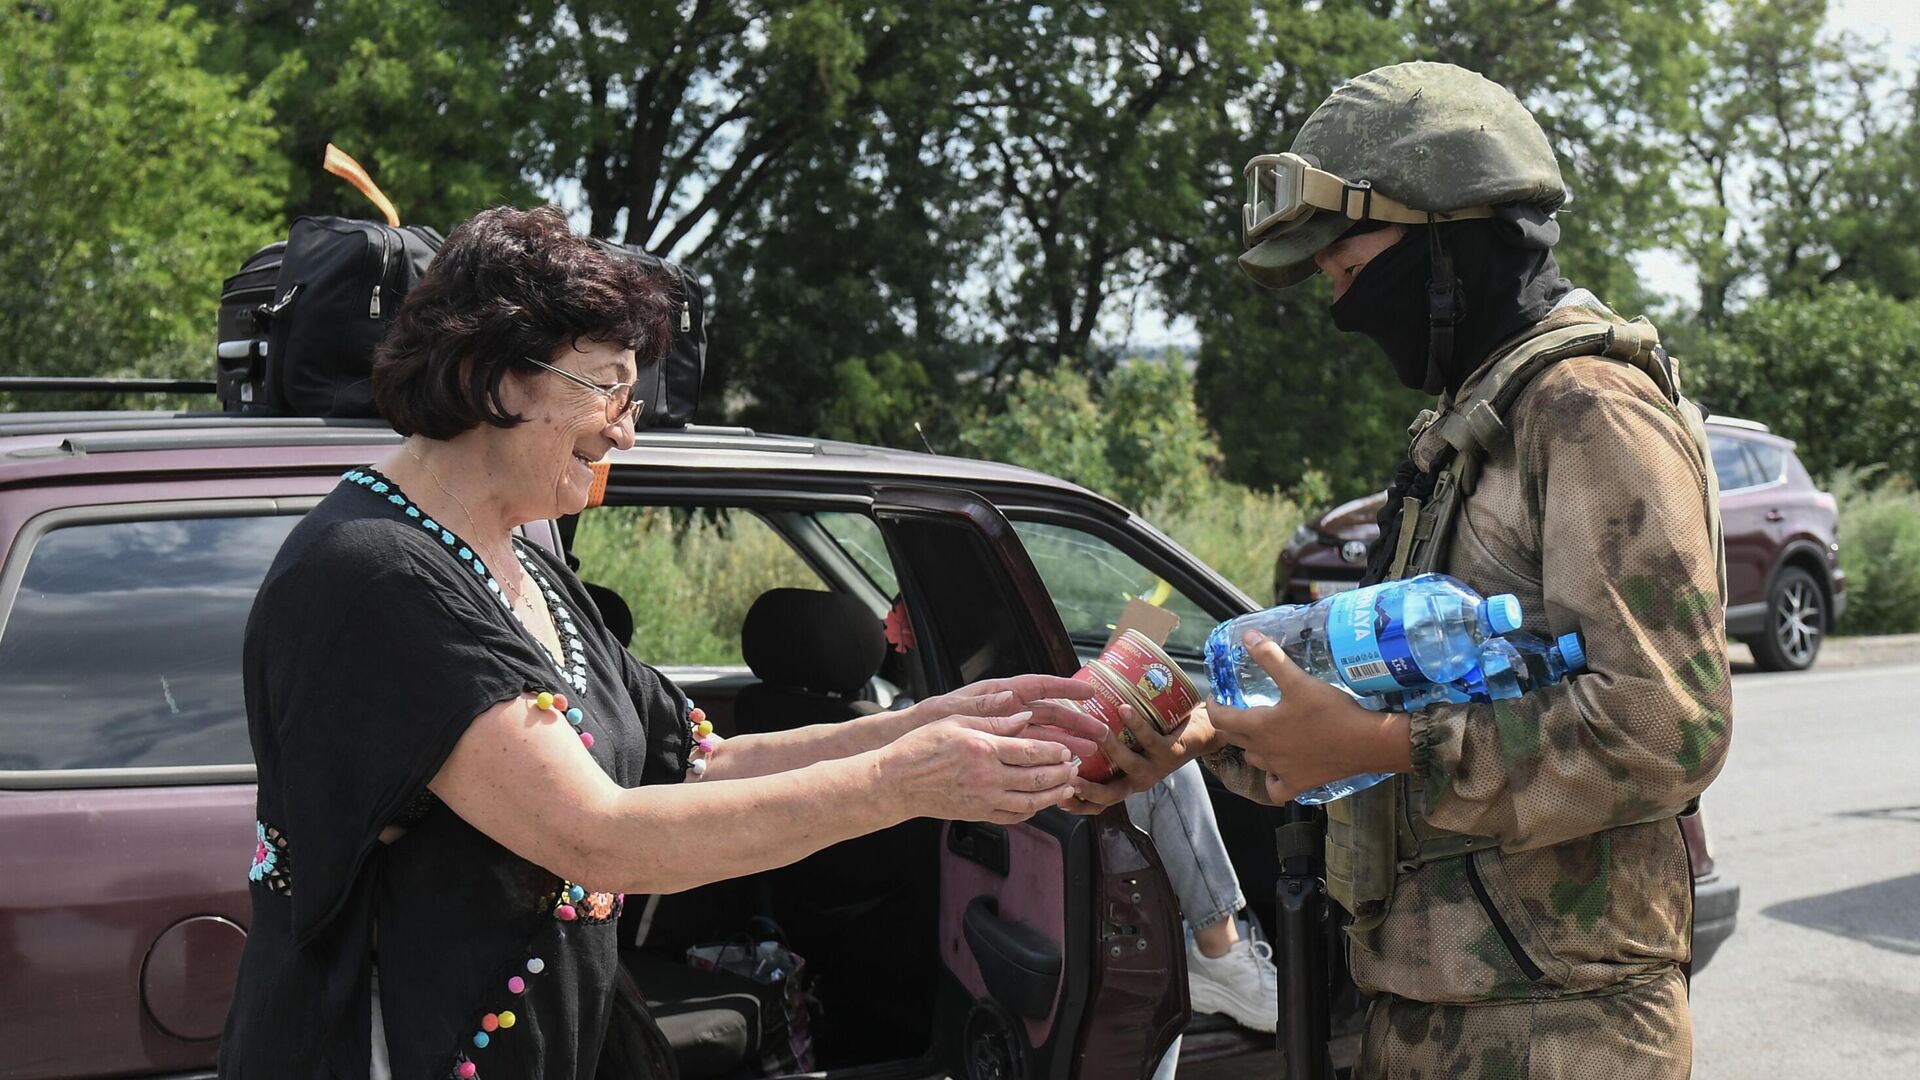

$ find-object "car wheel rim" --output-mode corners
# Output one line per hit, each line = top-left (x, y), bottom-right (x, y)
(1775, 579), (1823, 666)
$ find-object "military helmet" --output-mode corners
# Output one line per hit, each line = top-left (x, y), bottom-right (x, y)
(1239, 61), (1568, 289)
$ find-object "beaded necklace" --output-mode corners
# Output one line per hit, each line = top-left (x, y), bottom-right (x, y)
(343, 468), (589, 696)
(403, 444), (527, 613)
(341, 468), (717, 772)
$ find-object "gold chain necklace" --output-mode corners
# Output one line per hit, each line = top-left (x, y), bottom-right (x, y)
(403, 444), (526, 611)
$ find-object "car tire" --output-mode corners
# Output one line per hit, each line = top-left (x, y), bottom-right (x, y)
(1747, 565), (1826, 672)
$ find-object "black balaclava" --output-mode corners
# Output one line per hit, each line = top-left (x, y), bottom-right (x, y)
(1328, 207), (1572, 397)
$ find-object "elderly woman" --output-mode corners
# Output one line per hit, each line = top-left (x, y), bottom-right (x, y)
(218, 206), (1104, 1080)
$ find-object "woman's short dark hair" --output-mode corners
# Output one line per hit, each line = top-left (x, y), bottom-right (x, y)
(371, 205), (673, 439)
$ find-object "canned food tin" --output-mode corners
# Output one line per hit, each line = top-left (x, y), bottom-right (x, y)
(1065, 632), (1202, 782)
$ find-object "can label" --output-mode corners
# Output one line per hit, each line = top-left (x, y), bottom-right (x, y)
(1100, 629), (1201, 729)
(1066, 667), (1137, 781)
(1326, 585), (1425, 694)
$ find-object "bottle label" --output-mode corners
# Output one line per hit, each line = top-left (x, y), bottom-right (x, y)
(1327, 585), (1428, 694)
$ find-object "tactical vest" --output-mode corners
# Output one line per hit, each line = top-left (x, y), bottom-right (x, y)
(1325, 311), (1726, 940)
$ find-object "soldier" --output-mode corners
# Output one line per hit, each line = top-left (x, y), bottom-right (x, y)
(1068, 61), (1732, 1077)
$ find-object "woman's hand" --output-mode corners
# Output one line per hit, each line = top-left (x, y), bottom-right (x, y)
(1206, 633), (1413, 804)
(904, 674), (1104, 742)
(877, 710), (1083, 824)
(1057, 702), (1225, 814)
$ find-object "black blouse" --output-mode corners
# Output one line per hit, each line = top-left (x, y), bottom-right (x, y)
(219, 468), (690, 1080)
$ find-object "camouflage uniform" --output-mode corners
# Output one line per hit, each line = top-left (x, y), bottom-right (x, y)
(1222, 63), (1730, 1078)
(1351, 296), (1726, 1078)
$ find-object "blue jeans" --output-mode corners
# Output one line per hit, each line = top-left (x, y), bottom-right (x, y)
(1125, 760), (1245, 932)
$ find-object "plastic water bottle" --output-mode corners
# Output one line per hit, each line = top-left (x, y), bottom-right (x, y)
(1203, 573), (1524, 804)
(1401, 630), (1587, 709)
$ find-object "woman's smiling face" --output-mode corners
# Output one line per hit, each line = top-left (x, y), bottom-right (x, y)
(508, 338), (639, 519)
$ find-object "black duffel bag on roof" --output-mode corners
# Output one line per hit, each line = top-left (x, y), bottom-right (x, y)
(593, 240), (707, 429)
(260, 216), (444, 418)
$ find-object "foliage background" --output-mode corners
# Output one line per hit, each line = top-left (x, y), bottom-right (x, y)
(4, 0), (1918, 629)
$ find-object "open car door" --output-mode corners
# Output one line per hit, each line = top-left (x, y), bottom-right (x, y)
(870, 485), (1188, 1080)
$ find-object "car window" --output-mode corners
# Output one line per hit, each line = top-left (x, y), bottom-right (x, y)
(814, 511), (900, 596)
(0, 514), (299, 772)
(1009, 520), (1215, 658)
(1746, 442), (1786, 485)
(880, 511), (1044, 685)
(570, 505), (827, 666)
(1708, 434), (1760, 491)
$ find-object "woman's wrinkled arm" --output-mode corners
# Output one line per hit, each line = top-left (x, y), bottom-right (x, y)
(694, 674), (1103, 782)
(430, 694), (1081, 894)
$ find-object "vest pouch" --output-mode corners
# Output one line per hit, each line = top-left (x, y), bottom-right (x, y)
(1325, 778), (1400, 943)
(1394, 773), (1495, 868)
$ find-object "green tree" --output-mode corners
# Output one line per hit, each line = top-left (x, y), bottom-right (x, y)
(1177, 0), (1723, 499)
(1656, 0), (1913, 323)
(189, 0), (537, 230)
(1689, 284), (1920, 480)
(514, 1), (845, 252)
(0, 0), (282, 390)
(959, 359), (1222, 514)
(701, 2), (992, 440)
(956, 1), (1260, 388)
(1168, 0), (1416, 499)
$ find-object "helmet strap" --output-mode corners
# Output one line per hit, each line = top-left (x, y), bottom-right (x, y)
(1426, 213), (1464, 386)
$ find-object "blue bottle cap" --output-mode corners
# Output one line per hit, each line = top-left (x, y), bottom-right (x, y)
(1481, 594), (1523, 635)
(1556, 631), (1587, 671)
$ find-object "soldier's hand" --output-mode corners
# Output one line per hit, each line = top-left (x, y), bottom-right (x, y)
(1207, 632), (1413, 804)
(1057, 703), (1223, 814)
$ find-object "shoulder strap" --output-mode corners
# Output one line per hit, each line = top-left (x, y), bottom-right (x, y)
(1389, 315), (1678, 581)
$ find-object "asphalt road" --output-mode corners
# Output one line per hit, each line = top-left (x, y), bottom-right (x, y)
(1691, 659), (1920, 1078)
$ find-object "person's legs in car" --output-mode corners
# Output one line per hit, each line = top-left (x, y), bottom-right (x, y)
(1126, 761), (1279, 1035)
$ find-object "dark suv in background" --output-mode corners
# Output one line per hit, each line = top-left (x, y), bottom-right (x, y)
(1277, 416), (1845, 672)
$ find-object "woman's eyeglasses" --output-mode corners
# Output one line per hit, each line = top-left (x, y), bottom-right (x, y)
(523, 356), (645, 426)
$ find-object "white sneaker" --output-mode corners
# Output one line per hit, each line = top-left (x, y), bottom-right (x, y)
(1186, 937), (1279, 1034)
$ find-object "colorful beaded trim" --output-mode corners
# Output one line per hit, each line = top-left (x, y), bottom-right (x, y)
(514, 549), (589, 695)
(688, 702), (716, 778)
(248, 820), (291, 894)
(548, 879), (622, 924)
(533, 689), (596, 751)
(343, 469), (588, 694)
(451, 955), (551, 1077)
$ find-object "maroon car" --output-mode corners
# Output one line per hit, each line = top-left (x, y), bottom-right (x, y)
(0, 404), (1291, 1080)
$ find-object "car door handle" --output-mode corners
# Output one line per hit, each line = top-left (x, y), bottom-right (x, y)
(1765, 510), (1785, 522)
(963, 897), (1062, 1018)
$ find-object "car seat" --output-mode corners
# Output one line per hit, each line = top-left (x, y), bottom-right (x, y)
(626, 588), (937, 1071)
(731, 588), (887, 733)
(732, 588), (940, 1065)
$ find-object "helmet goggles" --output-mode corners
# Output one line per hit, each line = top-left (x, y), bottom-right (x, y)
(1241, 152), (1496, 247)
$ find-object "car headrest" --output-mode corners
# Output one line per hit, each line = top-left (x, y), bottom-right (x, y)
(582, 582), (634, 648)
(741, 588), (886, 695)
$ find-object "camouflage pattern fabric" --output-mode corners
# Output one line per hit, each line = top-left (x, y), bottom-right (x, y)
(1203, 302), (1727, 1075)
(1290, 62), (1567, 215)
(1357, 968), (1692, 1079)
(1356, 304), (1728, 1073)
